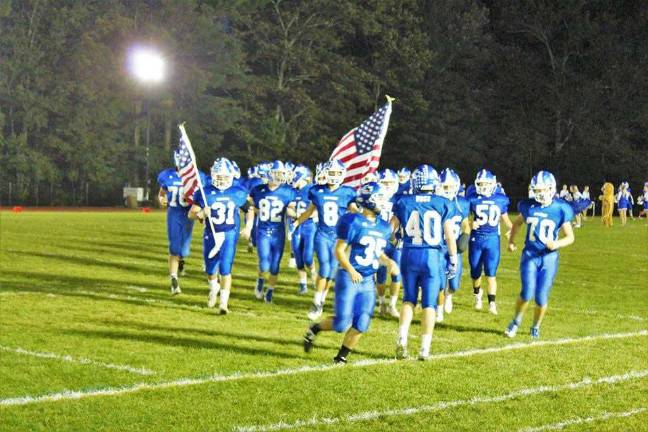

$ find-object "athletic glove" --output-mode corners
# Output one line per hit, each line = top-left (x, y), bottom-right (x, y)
(446, 254), (458, 279)
(457, 233), (470, 254)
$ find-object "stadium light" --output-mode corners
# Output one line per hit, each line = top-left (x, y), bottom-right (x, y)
(129, 47), (166, 84)
(127, 46), (166, 202)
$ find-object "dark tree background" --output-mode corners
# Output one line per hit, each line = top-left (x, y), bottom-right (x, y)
(1, 0), (646, 205)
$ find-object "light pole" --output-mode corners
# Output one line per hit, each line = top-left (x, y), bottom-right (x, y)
(128, 47), (166, 201)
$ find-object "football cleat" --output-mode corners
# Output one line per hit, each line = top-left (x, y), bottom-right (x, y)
(219, 307), (229, 315)
(307, 302), (323, 321)
(444, 294), (453, 313)
(303, 329), (316, 353)
(207, 287), (219, 308)
(504, 320), (519, 338)
(530, 326), (540, 339)
(474, 292), (483, 310)
(387, 305), (400, 318)
(170, 277), (181, 295)
(254, 280), (264, 300)
(288, 257), (297, 268)
(379, 302), (388, 317)
(178, 259), (186, 276)
(298, 283), (308, 295)
(247, 243), (253, 253)
(488, 302), (498, 315)
(264, 288), (274, 303)
(396, 343), (409, 360)
(333, 355), (347, 364)
(436, 307), (444, 323)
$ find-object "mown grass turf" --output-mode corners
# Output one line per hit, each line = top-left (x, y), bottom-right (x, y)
(0, 211), (646, 431)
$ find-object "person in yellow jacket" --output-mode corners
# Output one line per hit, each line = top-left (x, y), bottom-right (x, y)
(599, 182), (614, 227)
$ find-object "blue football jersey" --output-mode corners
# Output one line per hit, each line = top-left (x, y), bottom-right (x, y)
(294, 184), (314, 219)
(250, 184), (297, 231)
(193, 184), (248, 233)
(244, 177), (264, 193)
(448, 196), (470, 241)
(469, 193), (510, 236)
(308, 184), (357, 235)
(158, 168), (208, 210)
(397, 183), (410, 196)
(336, 213), (393, 277)
(518, 199), (574, 255)
(394, 193), (454, 249)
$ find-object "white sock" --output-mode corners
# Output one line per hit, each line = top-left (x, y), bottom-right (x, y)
(398, 324), (410, 346)
(322, 288), (329, 304)
(313, 291), (323, 305)
(378, 295), (385, 306)
(421, 334), (432, 352)
(299, 274), (307, 284)
(209, 279), (220, 294)
(390, 295), (398, 308)
(219, 289), (230, 309)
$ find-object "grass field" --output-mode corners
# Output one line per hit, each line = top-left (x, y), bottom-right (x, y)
(0, 210), (646, 431)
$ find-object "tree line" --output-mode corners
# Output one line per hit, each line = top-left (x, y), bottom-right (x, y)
(1, 0), (646, 205)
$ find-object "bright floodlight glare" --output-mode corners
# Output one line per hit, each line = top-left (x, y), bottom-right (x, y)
(130, 47), (165, 84)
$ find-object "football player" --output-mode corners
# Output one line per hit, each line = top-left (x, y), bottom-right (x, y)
(289, 165), (317, 294)
(242, 161), (296, 303)
(467, 169), (513, 315)
(293, 160), (358, 320)
(376, 169), (402, 318)
(303, 182), (398, 364)
(392, 165), (458, 360)
(436, 168), (471, 320)
(505, 171), (575, 338)
(397, 167), (411, 195)
(189, 158), (248, 314)
(157, 149), (206, 295)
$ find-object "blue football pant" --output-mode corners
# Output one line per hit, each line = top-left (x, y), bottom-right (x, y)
(315, 230), (338, 279)
(204, 229), (238, 276)
(167, 208), (194, 257)
(519, 250), (559, 307)
(291, 222), (316, 270)
(256, 228), (285, 275)
(333, 270), (376, 333)
(468, 234), (501, 279)
(401, 247), (441, 309)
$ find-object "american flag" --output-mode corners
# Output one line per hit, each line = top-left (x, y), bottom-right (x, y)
(176, 128), (200, 204)
(329, 100), (393, 188)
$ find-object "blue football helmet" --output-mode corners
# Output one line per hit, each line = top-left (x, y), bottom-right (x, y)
(412, 164), (439, 193)
(231, 160), (241, 179)
(397, 167), (411, 184)
(475, 169), (497, 197)
(247, 166), (258, 179)
(379, 169), (399, 196)
(356, 182), (389, 212)
(257, 162), (272, 183)
(326, 160), (346, 186)
(438, 168), (461, 199)
(211, 158), (235, 190)
(291, 165), (311, 188)
(530, 170), (556, 206)
(269, 160), (288, 184)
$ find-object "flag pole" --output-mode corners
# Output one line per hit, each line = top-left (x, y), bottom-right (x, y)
(178, 123), (221, 259)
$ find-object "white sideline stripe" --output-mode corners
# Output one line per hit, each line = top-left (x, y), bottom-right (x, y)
(0, 345), (155, 376)
(0, 330), (644, 407)
(518, 407), (647, 432)
(233, 371), (648, 432)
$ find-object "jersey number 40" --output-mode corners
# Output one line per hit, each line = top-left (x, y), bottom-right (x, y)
(405, 210), (442, 246)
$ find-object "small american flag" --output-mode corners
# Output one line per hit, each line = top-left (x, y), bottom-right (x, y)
(329, 100), (393, 188)
(176, 131), (200, 204)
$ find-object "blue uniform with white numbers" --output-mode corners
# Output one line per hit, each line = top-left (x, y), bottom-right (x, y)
(377, 195), (402, 284)
(193, 184), (248, 276)
(308, 184), (357, 279)
(394, 193), (454, 308)
(333, 213), (393, 333)
(468, 193), (510, 279)
(446, 196), (470, 292)
(291, 184), (316, 270)
(157, 168), (205, 257)
(243, 177), (264, 246)
(250, 184), (297, 275)
(517, 199), (574, 306)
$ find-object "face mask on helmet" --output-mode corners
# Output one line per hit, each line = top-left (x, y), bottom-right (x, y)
(413, 165), (438, 193)
(379, 169), (399, 196)
(361, 172), (379, 185)
(211, 159), (234, 190)
(438, 169), (460, 199)
(357, 182), (389, 213)
(270, 168), (287, 184)
(475, 170), (496, 197)
(326, 161), (346, 186)
(531, 171), (556, 206)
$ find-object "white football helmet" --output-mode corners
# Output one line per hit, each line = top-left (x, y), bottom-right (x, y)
(530, 170), (556, 206)
(475, 169), (497, 197)
(211, 158), (235, 190)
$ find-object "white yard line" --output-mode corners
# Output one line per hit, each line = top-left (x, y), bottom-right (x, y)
(233, 372), (648, 432)
(518, 407), (646, 432)
(0, 345), (155, 376)
(0, 330), (644, 407)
